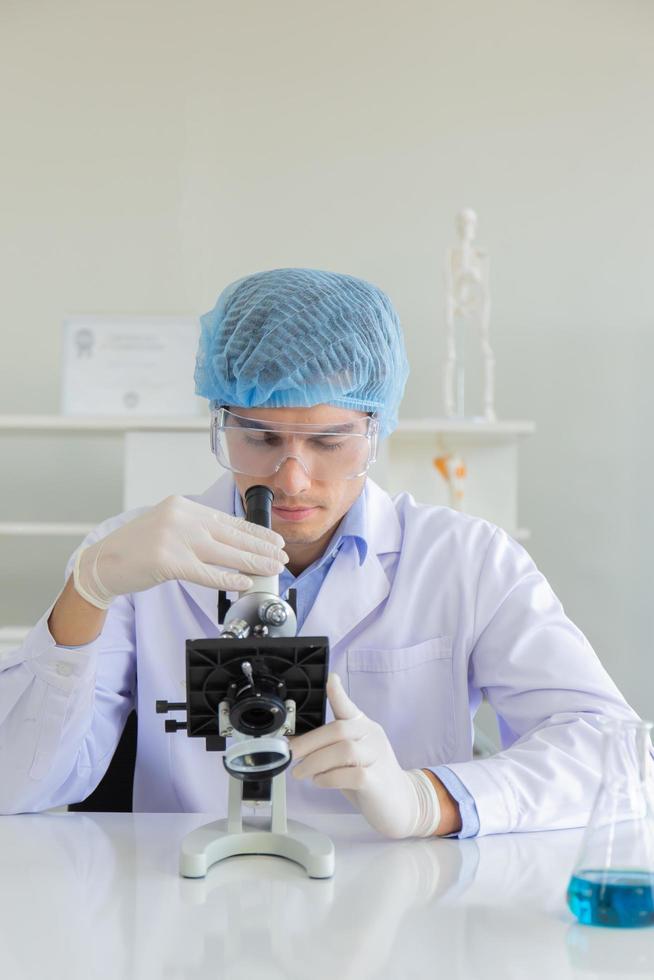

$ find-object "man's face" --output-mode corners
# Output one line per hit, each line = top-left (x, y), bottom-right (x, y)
(230, 404), (368, 548)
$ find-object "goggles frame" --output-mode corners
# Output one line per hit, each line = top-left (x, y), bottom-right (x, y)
(209, 407), (379, 480)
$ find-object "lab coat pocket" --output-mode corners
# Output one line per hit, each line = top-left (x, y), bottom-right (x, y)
(346, 637), (455, 770)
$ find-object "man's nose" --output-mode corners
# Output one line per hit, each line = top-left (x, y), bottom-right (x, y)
(272, 456), (312, 496)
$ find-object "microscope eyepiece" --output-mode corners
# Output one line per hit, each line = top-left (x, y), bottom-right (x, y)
(244, 485), (274, 529)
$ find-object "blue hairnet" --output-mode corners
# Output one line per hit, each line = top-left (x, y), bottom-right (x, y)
(195, 268), (409, 438)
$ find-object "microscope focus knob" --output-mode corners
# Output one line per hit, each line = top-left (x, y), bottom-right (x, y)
(165, 720), (188, 733)
(258, 599), (288, 627)
(220, 618), (251, 640)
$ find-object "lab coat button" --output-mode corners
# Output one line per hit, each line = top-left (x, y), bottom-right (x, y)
(55, 661), (73, 677)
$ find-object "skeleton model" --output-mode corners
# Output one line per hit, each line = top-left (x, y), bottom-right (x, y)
(443, 209), (496, 421)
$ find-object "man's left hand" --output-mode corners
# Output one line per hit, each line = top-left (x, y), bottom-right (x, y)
(289, 672), (441, 838)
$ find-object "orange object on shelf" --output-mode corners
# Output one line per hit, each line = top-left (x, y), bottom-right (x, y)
(433, 456), (450, 481)
(433, 454), (467, 510)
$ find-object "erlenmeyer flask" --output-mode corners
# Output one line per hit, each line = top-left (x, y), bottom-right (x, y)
(567, 718), (654, 928)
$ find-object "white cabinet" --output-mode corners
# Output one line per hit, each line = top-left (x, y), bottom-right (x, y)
(0, 414), (534, 648)
(375, 418), (534, 541)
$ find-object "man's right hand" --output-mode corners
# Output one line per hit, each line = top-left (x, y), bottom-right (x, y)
(73, 495), (288, 610)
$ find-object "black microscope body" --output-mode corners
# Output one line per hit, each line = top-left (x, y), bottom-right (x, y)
(156, 485), (330, 804)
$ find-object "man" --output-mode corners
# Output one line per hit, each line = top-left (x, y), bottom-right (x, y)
(0, 268), (643, 837)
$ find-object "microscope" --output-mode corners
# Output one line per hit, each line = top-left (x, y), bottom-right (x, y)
(156, 485), (335, 879)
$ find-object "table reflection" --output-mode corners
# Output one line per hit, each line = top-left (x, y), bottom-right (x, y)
(0, 813), (651, 980)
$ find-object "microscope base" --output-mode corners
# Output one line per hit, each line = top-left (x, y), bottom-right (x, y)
(179, 815), (335, 879)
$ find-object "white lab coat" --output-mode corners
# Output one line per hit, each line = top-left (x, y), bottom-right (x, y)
(0, 475), (643, 834)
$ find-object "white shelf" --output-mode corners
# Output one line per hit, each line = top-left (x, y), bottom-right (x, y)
(0, 626), (30, 651)
(0, 626), (30, 640)
(395, 418), (535, 436)
(0, 520), (530, 541)
(0, 414), (534, 437)
(0, 414), (209, 432)
(0, 522), (95, 536)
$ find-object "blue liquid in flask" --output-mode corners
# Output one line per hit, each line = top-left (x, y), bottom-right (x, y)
(567, 869), (654, 928)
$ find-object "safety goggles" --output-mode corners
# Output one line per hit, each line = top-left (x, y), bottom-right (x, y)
(210, 407), (379, 481)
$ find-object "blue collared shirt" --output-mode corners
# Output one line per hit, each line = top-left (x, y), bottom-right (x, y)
(234, 486), (368, 627)
(233, 485), (480, 838)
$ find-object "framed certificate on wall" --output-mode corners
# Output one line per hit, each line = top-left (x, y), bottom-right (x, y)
(61, 316), (205, 416)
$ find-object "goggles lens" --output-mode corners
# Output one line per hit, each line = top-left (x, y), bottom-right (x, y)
(210, 408), (378, 480)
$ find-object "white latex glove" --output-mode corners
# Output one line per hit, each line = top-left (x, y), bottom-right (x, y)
(73, 494), (288, 609)
(290, 673), (441, 839)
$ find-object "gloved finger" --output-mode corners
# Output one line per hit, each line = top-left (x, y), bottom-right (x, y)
(171, 557), (254, 593)
(312, 766), (369, 792)
(204, 514), (288, 560)
(327, 672), (363, 722)
(230, 512), (287, 549)
(195, 537), (287, 577)
(291, 737), (375, 781)
(193, 501), (286, 548)
(288, 714), (369, 761)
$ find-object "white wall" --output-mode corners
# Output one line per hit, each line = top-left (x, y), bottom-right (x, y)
(1, 0), (652, 716)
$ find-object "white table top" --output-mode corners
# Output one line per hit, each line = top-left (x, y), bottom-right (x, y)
(0, 811), (651, 979)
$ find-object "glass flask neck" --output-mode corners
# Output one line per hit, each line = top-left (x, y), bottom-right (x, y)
(600, 720), (653, 794)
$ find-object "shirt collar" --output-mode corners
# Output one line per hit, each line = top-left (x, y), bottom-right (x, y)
(232, 485), (368, 567)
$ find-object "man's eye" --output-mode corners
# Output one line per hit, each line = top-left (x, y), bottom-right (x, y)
(310, 438), (345, 452)
(244, 434), (282, 447)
